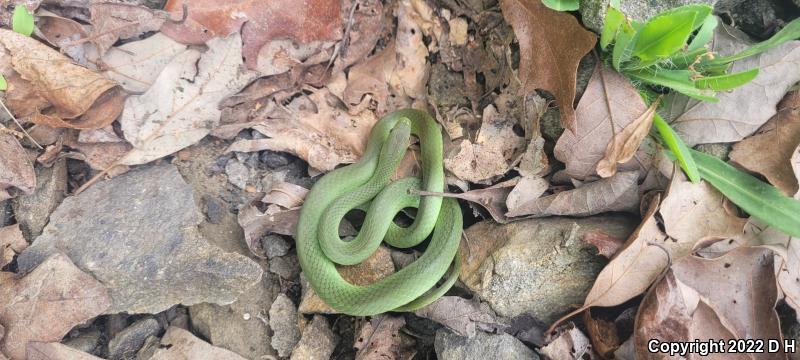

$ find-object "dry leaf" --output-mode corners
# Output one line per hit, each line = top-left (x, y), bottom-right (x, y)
(26, 342), (103, 360)
(444, 105), (526, 183)
(506, 171), (640, 218)
(499, 0), (596, 133)
(120, 33), (258, 165)
(505, 176), (549, 215)
(582, 310), (620, 358)
(36, 13), (94, 65)
(354, 315), (414, 360)
(665, 25), (800, 145)
(101, 33), (188, 93)
(582, 230), (626, 259)
(89, 3), (168, 55)
(659, 173), (746, 244)
(2, 73), (50, 120)
(63, 134), (131, 176)
(0, 254), (111, 360)
(0, 224), (27, 268)
(633, 271), (692, 360)
(540, 323), (597, 360)
(0, 131), (35, 201)
(554, 66), (654, 181)
(226, 89), (377, 171)
(414, 296), (504, 338)
(0, 29), (123, 130)
(151, 327), (246, 360)
(597, 99), (659, 178)
(261, 182), (309, 209)
(687, 302), (750, 360)
(342, 41), (396, 113)
(333, 0), (383, 72)
(730, 92), (800, 196)
(238, 203), (299, 257)
(161, 0), (342, 69)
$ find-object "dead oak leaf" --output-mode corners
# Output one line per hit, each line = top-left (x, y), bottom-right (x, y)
(161, 0), (342, 70)
(664, 25), (800, 146)
(89, 3), (168, 56)
(101, 33), (188, 93)
(415, 296), (504, 338)
(354, 315), (414, 360)
(0, 130), (35, 201)
(597, 99), (659, 178)
(554, 65), (654, 181)
(0, 254), (111, 360)
(119, 33), (258, 165)
(499, 0), (596, 133)
(0, 224), (27, 268)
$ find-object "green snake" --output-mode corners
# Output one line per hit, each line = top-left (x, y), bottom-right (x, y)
(296, 109), (462, 316)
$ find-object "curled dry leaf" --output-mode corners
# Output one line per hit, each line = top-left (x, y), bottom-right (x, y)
(499, 0), (596, 133)
(238, 203), (299, 258)
(354, 315), (415, 360)
(89, 3), (168, 55)
(582, 310), (620, 358)
(0, 29), (124, 130)
(101, 33), (188, 93)
(0, 224), (27, 268)
(226, 89), (377, 172)
(0, 253), (112, 360)
(333, 0), (384, 72)
(120, 33), (258, 165)
(0, 130), (35, 201)
(261, 181), (308, 209)
(633, 271), (693, 360)
(506, 171), (640, 218)
(161, 0), (342, 69)
(665, 25), (800, 146)
(444, 105), (526, 183)
(597, 99), (659, 178)
(36, 12), (93, 65)
(26, 342), (103, 360)
(555, 65), (654, 181)
(151, 327), (247, 360)
(424, 178), (518, 224)
(582, 230), (626, 259)
(505, 175), (549, 215)
(414, 296), (505, 338)
(730, 92), (800, 196)
(541, 323), (597, 360)
(63, 132), (131, 177)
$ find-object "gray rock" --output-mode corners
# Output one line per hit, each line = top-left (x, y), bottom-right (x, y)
(262, 234), (291, 259)
(225, 159), (250, 190)
(260, 150), (291, 169)
(17, 164), (263, 314)
(694, 142), (732, 160)
(136, 335), (160, 360)
(722, 0), (788, 40)
(290, 315), (339, 360)
(0, 200), (11, 227)
(12, 158), (66, 239)
(268, 294), (301, 357)
(434, 329), (537, 360)
(63, 328), (102, 355)
(462, 215), (637, 323)
(203, 195), (226, 224)
(269, 254), (300, 279)
(108, 317), (161, 360)
(579, 0), (717, 33)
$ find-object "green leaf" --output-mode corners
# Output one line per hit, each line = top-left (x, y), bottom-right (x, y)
(691, 149), (800, 238)
(627, 69), (718, 102)
(12, 6), (34, 37)
(601, 6), (626, 49)
(632, 5), (711, 62)
(664, 47), (708, 69)
(541, 0), (579, 11)
(687, 15), (718, 51)
(694, 68), (758, 91)
(711, 18), (800, 64)
(0, 75), (6, 91)
(613, 28), (636, 70)
(654, 113), (700, 183)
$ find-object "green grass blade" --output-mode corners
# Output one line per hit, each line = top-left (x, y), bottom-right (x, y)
(613, 28), (636, 70)
(694, 68), (758, 91)
(627, 69), (718, 102)
(687, 15), (718, 51)
(710, 18), (800, 65)
(12, 6), (34, 36)
(541, 0), (579, 11)
(654, 113), (700, 183)
(0, 75), (6, 91)
(601, 6), (626, 49)
(691, 149), (800, 238)
(632, 12), (697, 62)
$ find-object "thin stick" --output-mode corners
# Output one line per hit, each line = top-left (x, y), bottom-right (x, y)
(0, 99), (43, 149)
(407, 189), (460, 198)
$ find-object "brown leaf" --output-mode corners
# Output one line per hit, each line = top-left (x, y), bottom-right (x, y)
(161, 0), (342, 69)
(100, 33), (188, 93)
(597, 99), (659, 178)
(63, 132), (131, 177)
(505, 175), (549, 215)
(554, 65), (654, 181)
(664, 25), (800, 146)
(659, 173), (747, 244)
(633, 271), (692, 360)
(36, 13), (92, 64)
(333, 0), (384, 72)
(238, 203), (299, 256)
(354, 315), (414, 360)
(687, 302), (749, 360)
(499, 0), (596, 133)
(89, 3), (167, 55)
(430, 178), (518, 224)
(0, 29), (123, 130)
(3, 73), (49, 119)
(414, 296), (504, 338)
(582, 230), (626, 259)
(261, 181), (308, 209)
(583, 310), (619, 358)
(541, 323), (597, 360)
(151, 327), (247, 360)
(26, 342), (103, 360)
(0, 224), (27, 268)
(0, 130), (35, 200)
(0, 254), (111, 359)
(730, 92), (800, 196)
(506, 171), (640, 218)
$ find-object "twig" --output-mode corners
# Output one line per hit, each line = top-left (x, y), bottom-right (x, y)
(407, 189), (461, 198)
(0, 98), (43, 149)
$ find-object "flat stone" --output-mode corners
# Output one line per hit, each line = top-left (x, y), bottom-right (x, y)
(269, 254), (300, 279)
(434, 328), (537, 360)
(17, 164), (263, 314)
(461, 215), (637, 323)
(290, 315), (338, 360)
(12, 159), (66, 239)
(108, 317), (161, 360)
(268, 294), (301, 357)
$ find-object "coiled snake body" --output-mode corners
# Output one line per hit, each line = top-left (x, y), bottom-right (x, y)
(296, 109), (462, 315)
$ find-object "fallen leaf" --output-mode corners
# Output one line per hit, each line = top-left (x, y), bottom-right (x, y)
(582, 230), (626, 259)
(36, 12), (94, 65)
(261, 181), (308, 209)
(238, 202), (299, 256)
(428, 178), (518, 224)
(687, 302), (749, 360)
(151, 327), (246, 360)
(161, 0), (342, 69)
(444, 105), (526, 183)
(414, 296), (504, 338)
(253, 39), (335, 76)
(89, 3), (168, 55)
(119, 33), (258, 165)
(342, 41), (396, 114)
(554, 65), (654, 181)
(541, 323), (597, 360)
(0, 224), (27, 268)
(730, 92), (800, 196)
(505, 175), (549, 215)
(226, 89), (377, 171)
(506, 171), (640, 218)
(0, 29), (123, 130)
(659, 173), (747, 244)
(2, 73), (49, 120)
(333, 0), (384, 72)
(354, 315), (415, 360)
(101, 33), (188, 93)
(26, 342), (103, 360)
(664, 25), (800, 145)
(0, 253), (111, 360)
(633, 271), (692, 360)
(597, 99), (659, 178)
(499, 0), (596, 133)
(582, 310), (619, 358)
(63, 133), (131, 176)
(0, 130), (35, 200)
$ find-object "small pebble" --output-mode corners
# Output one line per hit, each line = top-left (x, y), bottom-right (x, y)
(260, 150), (291, 169)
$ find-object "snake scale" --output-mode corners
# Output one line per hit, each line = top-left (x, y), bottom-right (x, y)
(296, 109), (462, 316)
